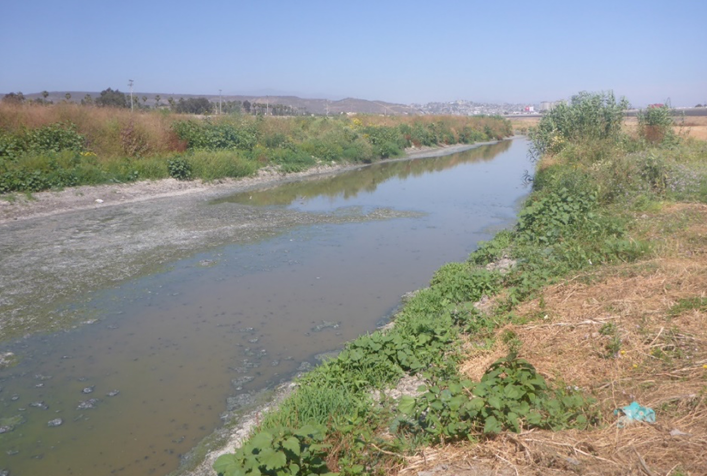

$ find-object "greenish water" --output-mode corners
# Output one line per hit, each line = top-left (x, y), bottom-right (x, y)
(0, 139), (531, 476)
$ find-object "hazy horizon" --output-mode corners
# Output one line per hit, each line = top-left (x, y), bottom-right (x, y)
(2, 0), (706, 108)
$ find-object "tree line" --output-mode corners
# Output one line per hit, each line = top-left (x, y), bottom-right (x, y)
(3, 89), (308, 116)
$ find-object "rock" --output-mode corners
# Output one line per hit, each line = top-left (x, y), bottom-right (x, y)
(47, 418), (63, 427)
(106, 390), (120, 397)
(231, 376), (254, 389)
(401, 290), (420, 303)
(311, 320), (340, 332)
(485, 257), (516, 274)
(314, 351), (339, 362)
(226, 394), (254, 412)
(34, 374), (52, 380)
(0, 352), (16, 369)
(297, 361), (312, 372)
(29, 401), (49, 410)
(0, 415), (25, 432)
(77, 399), (98, 410)
(82, 386), (95, 394)
(374, 375), (427, 402)
(10, 395), (19, 401)
(95, 199), (104, 203)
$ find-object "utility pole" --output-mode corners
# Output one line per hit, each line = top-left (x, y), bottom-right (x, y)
(219, 89), (222, 114)
(128, 79), (134, 112)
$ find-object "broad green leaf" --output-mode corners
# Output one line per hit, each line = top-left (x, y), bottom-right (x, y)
(213, 454), (244, 476)
(282, 436), (300, 456)
(507, 412), (520, 432)
(259, 447), (287, 470)
(449, 394), (467, 411)
(398, 395), (416, 415)
(483, 415), (501, 434)
(250, 431), (274, 449)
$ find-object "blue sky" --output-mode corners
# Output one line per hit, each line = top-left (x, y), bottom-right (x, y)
(2, 0), (706, 107)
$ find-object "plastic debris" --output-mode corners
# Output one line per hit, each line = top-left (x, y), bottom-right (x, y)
(615, 401), (655, 428)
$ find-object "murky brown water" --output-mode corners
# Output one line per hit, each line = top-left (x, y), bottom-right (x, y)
(0, 139), (531, 476)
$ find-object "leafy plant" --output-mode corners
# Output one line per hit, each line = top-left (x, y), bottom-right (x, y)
(599, 322), (621, 357)
(430, 263), (502, 303)
(529, 91), (628, 160)
(637, 103), (675, 144)
(213, 425), (335, 476)
(399, 354), (596, 442)
(168, 157), (192, 180)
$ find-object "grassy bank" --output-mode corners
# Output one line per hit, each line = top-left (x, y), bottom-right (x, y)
(0, 103), (512, 194)
(210, 92), (707, 476)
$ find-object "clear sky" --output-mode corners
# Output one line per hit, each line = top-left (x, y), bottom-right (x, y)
(2, 0), (706, 107)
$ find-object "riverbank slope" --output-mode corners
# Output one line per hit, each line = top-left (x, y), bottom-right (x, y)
(200, 94), (707, 476)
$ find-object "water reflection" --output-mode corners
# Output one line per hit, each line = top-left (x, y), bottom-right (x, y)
(214, 140), (512, 207)
(0, 139), (529, 476)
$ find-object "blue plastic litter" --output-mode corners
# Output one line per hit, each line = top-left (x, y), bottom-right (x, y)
(614, 401), (655, 428)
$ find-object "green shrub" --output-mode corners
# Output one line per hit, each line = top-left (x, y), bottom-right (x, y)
(173, 119), (258, 151)
(431, 264), (501, 303)
(213, 425), (334, 476)
(167, 157), (192, 180)
(529, 91), (628, 160)
(637, 104), (675, 144)
(398, 353), (596, 441)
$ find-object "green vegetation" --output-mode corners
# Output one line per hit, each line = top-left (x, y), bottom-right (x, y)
(214, 91), (707, 475)
(0, 102), (511, 194)
(214, 425), (334, 476)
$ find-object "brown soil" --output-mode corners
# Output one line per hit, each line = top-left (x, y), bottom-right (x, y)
(402, 203), (707, 476)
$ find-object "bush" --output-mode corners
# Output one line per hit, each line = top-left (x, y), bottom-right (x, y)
(213, 425), (334, 476)
(637, 104), (675, 144)
(167, 157), (192, 180)
(529, 91), (628, 159)
(173, 119), (258, 151)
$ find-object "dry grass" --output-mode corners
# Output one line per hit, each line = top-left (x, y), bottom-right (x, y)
(511, 115), (707, 141)
(509, 117), (541, 135)
(402, 204), (707, 476)
(0, 102), (188, 158)
(623, 115), (707, 141)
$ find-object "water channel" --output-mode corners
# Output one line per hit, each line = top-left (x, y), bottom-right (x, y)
(0, 138), (531, 476)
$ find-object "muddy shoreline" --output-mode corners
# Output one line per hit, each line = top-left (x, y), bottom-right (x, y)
(0, 142), (491, 344)
(0, 143), (481, 225)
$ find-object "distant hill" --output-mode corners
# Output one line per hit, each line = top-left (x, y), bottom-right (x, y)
(21, 91), (419, 115)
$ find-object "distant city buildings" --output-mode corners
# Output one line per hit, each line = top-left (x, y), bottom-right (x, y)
(412, 100), (542, 116)
(540, 100), (566, 112)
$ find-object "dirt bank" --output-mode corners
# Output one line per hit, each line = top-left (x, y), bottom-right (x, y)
(0, 143), (479, 225)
